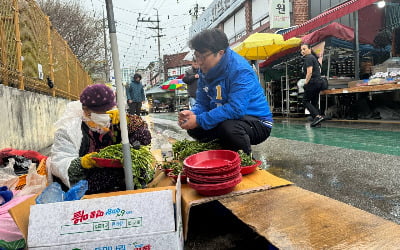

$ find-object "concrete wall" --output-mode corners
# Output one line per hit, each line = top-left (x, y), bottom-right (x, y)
(0, 85), (69, 152)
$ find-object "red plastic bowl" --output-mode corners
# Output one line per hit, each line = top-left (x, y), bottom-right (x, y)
(188, 175), (242, 196)
(167, 172), (187, 184)
(184, 150), (239, 170)
(184, 162), (239, 175)
(241, 160), (262, 175)
(92, 157), (123, 168)
(164, 168), (173, 175)
(186, 166), (241, 183)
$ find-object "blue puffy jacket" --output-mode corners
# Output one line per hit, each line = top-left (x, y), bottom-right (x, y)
(192, 48), (273, 130)
(126, 80), (145, 102)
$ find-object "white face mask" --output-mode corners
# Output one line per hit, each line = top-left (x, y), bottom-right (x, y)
(90, 113), (111, 128)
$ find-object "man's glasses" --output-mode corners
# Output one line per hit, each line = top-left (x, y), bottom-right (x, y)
(193, 51), (214, 62)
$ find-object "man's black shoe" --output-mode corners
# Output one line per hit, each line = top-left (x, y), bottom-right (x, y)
(311, 116), (325, 127)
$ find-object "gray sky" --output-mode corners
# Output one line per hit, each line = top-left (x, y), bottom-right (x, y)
(84, 0), (213, 69)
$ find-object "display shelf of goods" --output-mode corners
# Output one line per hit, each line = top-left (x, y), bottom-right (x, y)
(268, 80), (283, 114)
(281, 76), (303, 115)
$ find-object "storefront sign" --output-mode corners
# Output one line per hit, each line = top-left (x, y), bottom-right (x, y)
(167, 66), (191, 78)
(270, 0), (290, 29)
(189, 0), (246, 37)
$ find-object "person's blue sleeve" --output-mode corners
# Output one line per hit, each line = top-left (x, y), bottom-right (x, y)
(196, 69), (255, 130)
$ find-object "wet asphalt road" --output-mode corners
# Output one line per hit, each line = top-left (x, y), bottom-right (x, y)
(148, 114), (400, 225)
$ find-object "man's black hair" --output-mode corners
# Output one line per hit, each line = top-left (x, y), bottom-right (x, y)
(133, 73), (142, 80)
(189, 28), (229, 53)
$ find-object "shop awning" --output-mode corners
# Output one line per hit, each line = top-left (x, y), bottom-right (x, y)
(283, 0), (380, 40)
(301, 22), (371, 45)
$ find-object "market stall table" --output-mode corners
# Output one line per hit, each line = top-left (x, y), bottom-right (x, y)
(320, 83), (400, 117)
(321, 83), (400, 95)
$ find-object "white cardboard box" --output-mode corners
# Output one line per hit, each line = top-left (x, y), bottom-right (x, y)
(27, 181), (183, 250)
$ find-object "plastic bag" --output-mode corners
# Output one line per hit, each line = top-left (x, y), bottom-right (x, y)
(14, 162), (47, 197)
(0, 158), (19, 188)
(36, 180), (88, 204)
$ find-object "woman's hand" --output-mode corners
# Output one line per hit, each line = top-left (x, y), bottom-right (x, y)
(80, 152), (98, 169)
(106, 109), (119, 124)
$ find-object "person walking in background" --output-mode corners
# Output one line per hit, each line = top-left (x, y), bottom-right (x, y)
(126, 73), (145, 116)
(178, 28), (273, 155)
(183, 60), (199, 109)
(300, 43), (325, 127)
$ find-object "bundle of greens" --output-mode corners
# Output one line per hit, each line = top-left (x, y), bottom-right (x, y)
(93, 144), (155, 188)
(237, 150), (255, 166)
(172, 139), (221, 161)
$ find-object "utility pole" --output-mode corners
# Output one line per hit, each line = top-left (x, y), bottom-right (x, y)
(105, 0), (134, 190)
(102, 8), (110, 82)
(189, 3), (199, 24)
(138, 9), (164, 84)
(189, 3), (205, 24)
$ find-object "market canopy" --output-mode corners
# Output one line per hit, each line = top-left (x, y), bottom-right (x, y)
(283, 0), (380, 40)
(160, 79), (186, 91)
(232, 33), (302, 60)
(146, 85), (168, 94)
(301, 22), (371, 45)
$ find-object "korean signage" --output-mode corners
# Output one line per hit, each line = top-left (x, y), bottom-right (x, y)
(189, 0), (246, 37)
(167, 66), (191, 78)
(270, 0), (291, 29)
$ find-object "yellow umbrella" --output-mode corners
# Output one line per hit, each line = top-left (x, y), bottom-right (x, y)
(233, 33), (302, 60)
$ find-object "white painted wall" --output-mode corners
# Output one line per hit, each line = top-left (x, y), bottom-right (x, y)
(0, 85), (69, 152)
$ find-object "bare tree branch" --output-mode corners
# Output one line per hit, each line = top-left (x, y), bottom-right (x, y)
(37, 0), (106, 80)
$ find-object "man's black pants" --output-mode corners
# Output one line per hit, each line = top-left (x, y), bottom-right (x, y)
(128, 102), (142, 116)
(187, 116), (271, 154)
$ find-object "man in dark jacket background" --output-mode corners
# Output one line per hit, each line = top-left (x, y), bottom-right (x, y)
(183, 60), (199, 109)
(126, 73), (145, 116)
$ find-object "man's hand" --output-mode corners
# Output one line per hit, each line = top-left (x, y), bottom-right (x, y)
(128, 100), (133, 104)
(178, 110), (197, 130)
(195, 74), (199, 78)
(106, 109), (119, 124)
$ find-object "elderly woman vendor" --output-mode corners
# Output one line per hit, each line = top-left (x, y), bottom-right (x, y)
(47, 84), (151, 194)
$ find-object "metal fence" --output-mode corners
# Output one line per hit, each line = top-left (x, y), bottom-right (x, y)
(0, 0), (92, 100)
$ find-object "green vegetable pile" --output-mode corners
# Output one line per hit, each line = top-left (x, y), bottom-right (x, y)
(160, 160), (182, 171)
(172, 139), (221, 161)
(238, 150), (255, 166)
(93, 144), (155, 189)
(170, 162), (183, 175)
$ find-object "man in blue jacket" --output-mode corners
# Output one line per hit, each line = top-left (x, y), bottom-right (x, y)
(126, 73), (145, 115)
(178, 28), (273, 154)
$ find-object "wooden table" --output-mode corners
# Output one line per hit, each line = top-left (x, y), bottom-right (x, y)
(321, 83), (400, 95)
(320, 83), (400, 116)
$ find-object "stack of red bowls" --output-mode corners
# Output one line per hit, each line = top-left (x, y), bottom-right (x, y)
(183, 150), (242, 196)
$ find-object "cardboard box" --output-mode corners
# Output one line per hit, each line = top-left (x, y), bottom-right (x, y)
(10, 184), (182, 250)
